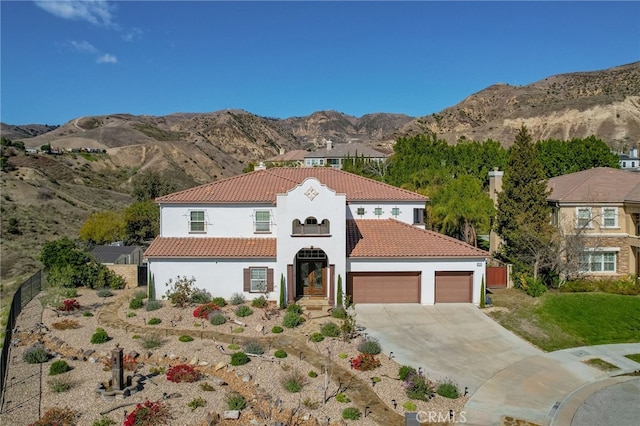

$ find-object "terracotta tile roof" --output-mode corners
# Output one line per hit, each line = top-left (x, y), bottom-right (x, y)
(347, 219), (488, 258)
(156, 167), (428, 204)
(144, 237), (276, 258)
(547, 167), (640, 203)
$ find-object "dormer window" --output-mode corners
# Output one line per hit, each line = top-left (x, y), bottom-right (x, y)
(374, 207), (383, 217)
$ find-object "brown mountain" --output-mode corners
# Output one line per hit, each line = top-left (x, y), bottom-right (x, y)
(399, 61), (640, 149)
(1, 61), (638, 284)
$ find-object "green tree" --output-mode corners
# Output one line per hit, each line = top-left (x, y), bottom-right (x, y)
(40, 237), (89, 270)
(79, 211), (125, 244)
(124, 200), (159, 243)
(496, 126), (556, 279)
(132, 171), (176, 202)
(536, 136), (619, 178)
(429, 175), (495, 247)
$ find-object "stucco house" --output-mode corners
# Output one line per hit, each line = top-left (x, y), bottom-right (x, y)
(303, 141), (388, 169)
(548, 167), (640, 277)
(144, 167), (488, 305)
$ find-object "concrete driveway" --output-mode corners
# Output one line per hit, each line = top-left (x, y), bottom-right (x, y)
(354, 304), (541, 394)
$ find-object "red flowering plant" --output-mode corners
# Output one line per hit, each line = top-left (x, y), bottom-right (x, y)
(350, 353), (381, 371)
(124, 400), (172, 426)
(192, 302), (219, 320)
(166, 363), (200, 383)
(58, 299), (81, 312)
(102, 354), (139, 372)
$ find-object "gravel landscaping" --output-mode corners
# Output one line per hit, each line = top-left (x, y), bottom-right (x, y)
(1, 288), (468, 425)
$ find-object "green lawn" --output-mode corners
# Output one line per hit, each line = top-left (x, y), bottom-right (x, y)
(488, 289), (640, 351)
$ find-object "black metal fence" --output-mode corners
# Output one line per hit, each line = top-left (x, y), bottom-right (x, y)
(0, 270), (44, 408)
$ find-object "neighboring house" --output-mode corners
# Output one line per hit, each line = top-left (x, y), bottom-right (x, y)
(264, 149), (307, 167)
(619, 148), (640, 171)
(547, 167), (640, 277)
(90, 244), (145, 289)
(303, 141), (388, 169)
(145, 167), (488, 305)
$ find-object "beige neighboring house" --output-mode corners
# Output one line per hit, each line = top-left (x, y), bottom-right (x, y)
(303, 140), (388, 169)
(547, 167), (640, 278)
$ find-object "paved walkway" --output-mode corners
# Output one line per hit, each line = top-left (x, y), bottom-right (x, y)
(463, 343), (640, 426)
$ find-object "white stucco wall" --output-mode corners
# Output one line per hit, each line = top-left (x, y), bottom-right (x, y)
(148, 258), (278, 301)
(159, 203), (277, 237)
(346, 201), (425, 225)
(347, 257), (486, 305)
(276, 178), (347, 300)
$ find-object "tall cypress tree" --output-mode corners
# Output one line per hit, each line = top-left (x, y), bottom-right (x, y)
(496, 126), (555, 279)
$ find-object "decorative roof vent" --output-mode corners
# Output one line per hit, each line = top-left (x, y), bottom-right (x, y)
(326, 140), (333, 151)
(255, 161), (266, 171)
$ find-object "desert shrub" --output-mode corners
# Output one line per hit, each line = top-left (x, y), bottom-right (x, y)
(251, 295), (268, 308)
(124, 400), (172, 426)
(52, 319), (80, 330)
(286, 303), (303, 314)
(437, 378), (460, 399)
(211, 297), (227, 307)
(90, 328), (110, 344)
(59, 299), (81, 312)
(200, 382), (215, 391)
(127, 312), (136, 317)
(302, 398), (320, 409)
(332, 306), (347, 319)
(30, 407), (79, 426)
(129, 297), (144, 310)
(230, 292), (246, 305)
(134, 290), (147, 299)
(82, 311), (93, 317)
(357, 337), (382, 355)
(193, 302), (219, 319)
(271, 325), (283, 333)
(227, 343), (240, 350)
(145, 300), (163, 311)
(274, 349), (287, 358)
(321, 321), (341, 337)
(178, 335), (194, 342)
(165, 275), (198, 307)
(140, 334), (163, 349)
(225, 392), (246, 410)
(342, 407), (361, 421)
(404, 372), (435, 401)
(282, 311), (303, 328)
(209, 312), (227, 325)
(336, 393), (351, 403)
(187, 396), (206, 411)
(60, 287), (78, 298)
(244, 341), (264, 355)
(235, 305), (253, 317)
(308, 370), (318, 378)
(351, 353), (381, 371)
(149, 366), (165, 375)
(23, 344), (49, 364)
(48, 376), (74, 393)
(233, 327), (244, 333)
(147, 317), (161, 325)
(338, 352), (348, 359)
(189, 289), (212, 304)
(49, 360), (70, 376)
(398, 365), (417, 381)
(281, 370), (306, 393)
(310, 332), (325, 342)
(91, 416), (116, 426)
(96, 288), (113, 297)
(230, 352), (249, 366)
(166, 364), (200, 383)
(403, 401), (417, 411)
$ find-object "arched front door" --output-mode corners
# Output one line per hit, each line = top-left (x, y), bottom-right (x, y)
(296, 248), (327, 297)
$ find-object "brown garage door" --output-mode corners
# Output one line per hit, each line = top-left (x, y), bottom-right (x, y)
(435, 271), (473, 303)
(347, 272), (420, 303)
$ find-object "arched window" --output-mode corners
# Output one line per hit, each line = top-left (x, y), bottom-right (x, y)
(292, 217), (330, 235)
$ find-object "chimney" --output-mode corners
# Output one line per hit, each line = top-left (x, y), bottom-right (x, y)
(488, 168), (503, 207)
(255, 161), (266, 171)
(279, 147), (285, 155)
(326, 140), (333, 151)
(631, 148), (638, 158)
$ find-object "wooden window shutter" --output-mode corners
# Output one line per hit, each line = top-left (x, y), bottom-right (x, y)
(267, 268), (274, 292)
(243, 268), (250, 292)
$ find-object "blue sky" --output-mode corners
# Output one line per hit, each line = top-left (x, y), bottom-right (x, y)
(1, 1), (639, 125)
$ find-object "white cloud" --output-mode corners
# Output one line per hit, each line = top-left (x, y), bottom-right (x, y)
(67, 40), (98, 53)
(35, 0), (114, 26)
(96, 53), (118, 64)
(121, 27), (143, 42)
